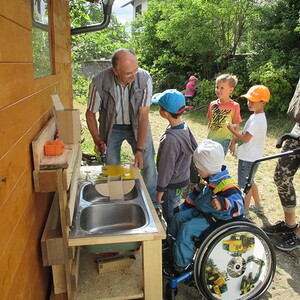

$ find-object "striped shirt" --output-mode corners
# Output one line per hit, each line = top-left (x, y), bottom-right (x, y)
(87, 75), (152, 125)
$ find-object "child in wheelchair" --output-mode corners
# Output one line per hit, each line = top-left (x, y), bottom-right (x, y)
(164, 139), (245, 277)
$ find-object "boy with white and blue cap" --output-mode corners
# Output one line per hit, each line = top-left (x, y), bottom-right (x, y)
(152, 89), (198, 225)
(164, 139), (244, 277)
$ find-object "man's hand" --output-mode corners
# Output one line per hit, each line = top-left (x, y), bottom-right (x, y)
(94, 141), (106, 155)
(211, 196), (221, 211)
(134, 151), (144, 169)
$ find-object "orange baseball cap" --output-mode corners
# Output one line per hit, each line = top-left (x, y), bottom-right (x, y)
(241, 85), (270, 103)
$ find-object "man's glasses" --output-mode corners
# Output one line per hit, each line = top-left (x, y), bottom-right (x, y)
(117, 68), (139, 78)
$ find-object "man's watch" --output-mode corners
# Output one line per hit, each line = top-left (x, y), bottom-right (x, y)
(136, 147), (144, 152)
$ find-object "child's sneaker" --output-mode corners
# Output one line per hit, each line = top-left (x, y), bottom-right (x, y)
(274, 232), (300, 251)
(262, 221), (298, 236)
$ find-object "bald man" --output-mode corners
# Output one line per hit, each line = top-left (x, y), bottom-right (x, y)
(86, 49), (157, 203)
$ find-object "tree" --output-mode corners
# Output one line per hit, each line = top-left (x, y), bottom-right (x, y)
(70, 0), (129, 61)
(131, 0), (257, 93)
(246, 0), (300, 112)
(69, 0), (129, 99)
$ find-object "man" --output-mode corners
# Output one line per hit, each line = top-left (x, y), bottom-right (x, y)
(85, 49), (157, 203)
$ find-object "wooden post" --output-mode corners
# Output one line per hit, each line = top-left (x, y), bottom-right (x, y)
(142, 239), (163, 300)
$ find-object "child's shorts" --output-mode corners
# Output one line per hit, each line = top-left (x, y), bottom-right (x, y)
(238, 159), (259, 190)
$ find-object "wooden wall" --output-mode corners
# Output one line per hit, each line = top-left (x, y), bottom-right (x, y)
(0, 1), (73, 299)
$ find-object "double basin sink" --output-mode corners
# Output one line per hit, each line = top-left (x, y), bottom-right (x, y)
(69, 177), (158, 238)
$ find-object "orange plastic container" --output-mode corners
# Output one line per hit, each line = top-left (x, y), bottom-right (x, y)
(44, 140), (65, 156)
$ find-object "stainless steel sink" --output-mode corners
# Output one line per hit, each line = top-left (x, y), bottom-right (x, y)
(69, 178), (158, 238)
(81, 183), (138, 203)
(80, 203), (146, 234)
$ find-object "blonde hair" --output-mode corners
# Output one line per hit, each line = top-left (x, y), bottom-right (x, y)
(216, 74), (238, 88)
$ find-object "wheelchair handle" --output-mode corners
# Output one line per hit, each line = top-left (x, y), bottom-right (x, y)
(276, 133), (300, 148)
(243, 147), (300, 194)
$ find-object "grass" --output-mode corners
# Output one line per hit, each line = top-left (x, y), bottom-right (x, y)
(74, 100), (299, 224)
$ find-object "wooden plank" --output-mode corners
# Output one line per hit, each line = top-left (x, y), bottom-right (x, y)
(45, 230), (65, 266)
(142, 240), (163, 300)
(64, 144), (80, 190)
(0, 16), (32, 63)
(56, 169), (74, 300)
(32, 117), (56, 171)
(71, 247), (80, 291)
(40, 149), (73, 170)
(0, 64), (33, 109)
(41, 193), (61, 266)
(52, 265), (67, 294)
(0, 88), (55, 157)
(0, 2), (31, 29)
(33, 170), (59, 193)
(66, 145), (82, 226)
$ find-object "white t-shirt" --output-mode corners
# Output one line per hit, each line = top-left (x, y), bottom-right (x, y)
(237, 113), (267, 162)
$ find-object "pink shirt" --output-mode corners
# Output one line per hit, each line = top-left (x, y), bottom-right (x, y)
(185, 80), (197, 96)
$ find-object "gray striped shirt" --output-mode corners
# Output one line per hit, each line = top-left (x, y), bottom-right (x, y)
(87, 76), (152, 125)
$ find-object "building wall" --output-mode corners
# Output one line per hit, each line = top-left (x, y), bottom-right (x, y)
(0, 1), (73, 299)
(133, 0), (148, 16)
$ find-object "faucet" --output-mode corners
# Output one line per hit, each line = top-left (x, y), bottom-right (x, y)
(84, 171), (92, 181)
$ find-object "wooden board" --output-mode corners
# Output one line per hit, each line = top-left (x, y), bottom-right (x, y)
(40, 149), (73, 170)
(32, 117), (57, 171)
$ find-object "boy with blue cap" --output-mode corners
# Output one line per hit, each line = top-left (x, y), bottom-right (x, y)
(152, 89), (198, 225)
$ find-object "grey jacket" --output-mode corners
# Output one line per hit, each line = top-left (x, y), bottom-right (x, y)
(156, 123), (198, 191)
(92, 67), (153, 148)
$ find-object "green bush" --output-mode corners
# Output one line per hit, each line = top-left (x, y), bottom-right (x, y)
(193, 79), (215, 108)
(72, 69), (90, 104)
(249, 62), (293, 112)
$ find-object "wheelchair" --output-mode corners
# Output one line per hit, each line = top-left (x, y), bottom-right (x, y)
(164, 218), (276, 300)
(164, 132), (300, 300)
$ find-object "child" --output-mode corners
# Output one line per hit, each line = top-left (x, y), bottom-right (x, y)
(227, 85), (271, 218)
(207, 74), (242, 155)
(184, 75), (198, 103)
(152, 89), (198, 225)
(164, 139), (244, 276)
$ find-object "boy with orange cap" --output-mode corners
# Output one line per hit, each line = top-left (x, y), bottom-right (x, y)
(227, 85), (271, 218)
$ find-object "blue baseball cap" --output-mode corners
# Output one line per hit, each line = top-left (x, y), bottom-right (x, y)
(152, 89), (186, 114)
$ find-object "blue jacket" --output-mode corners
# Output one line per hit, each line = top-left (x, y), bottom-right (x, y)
(187, 166), (244, 220)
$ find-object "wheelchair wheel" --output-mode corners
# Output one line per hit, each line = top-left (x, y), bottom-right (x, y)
(193, 220), (276, 300)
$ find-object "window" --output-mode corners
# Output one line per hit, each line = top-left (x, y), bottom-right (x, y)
(31, 0), (53, 78)
(135, 4), (142, 16)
